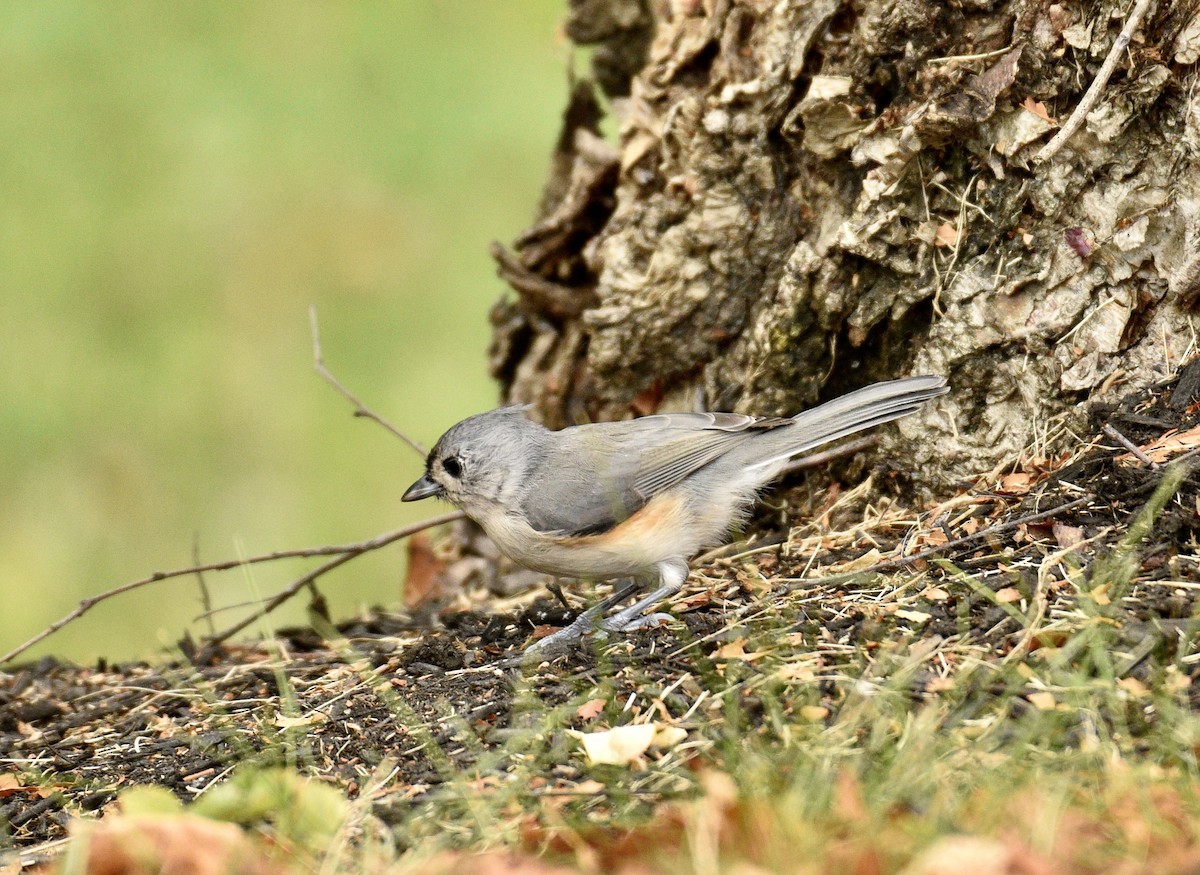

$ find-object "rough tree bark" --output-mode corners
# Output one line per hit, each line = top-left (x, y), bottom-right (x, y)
(488, 0), (1200, 489)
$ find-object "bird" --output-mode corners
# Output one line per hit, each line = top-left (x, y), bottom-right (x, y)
(402, 375), (948, 654)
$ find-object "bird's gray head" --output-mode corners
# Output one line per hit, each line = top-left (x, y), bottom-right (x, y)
(401, 406), (547, 514)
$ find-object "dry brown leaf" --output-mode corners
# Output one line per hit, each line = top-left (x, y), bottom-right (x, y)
(1021, 95), (1055, 123)
(271, 712), (328, 730)
(934, 222), (959, 248)
(898, 834), (1056, 875)
(832, 770), (867, 822)
(1052, 522), (1085, 550)
(1118, 677), (1150, 698)
(77, 814), (282, 875)
(674, 591), (714, 609)
(576, 698), (606, 721)
(403, 531), (447, 609)
(924, 676), (956, 693)
(830, 547), (883, 573)
(996, 472), (1033, 495)
(920, 529), (950, 549)
(424, 851), (581, 875)
(778, 663), (816, 681)
(715, 639), (769, 662)
(1115, 423), (1200, 465)
(1027, 691), (1057, 711)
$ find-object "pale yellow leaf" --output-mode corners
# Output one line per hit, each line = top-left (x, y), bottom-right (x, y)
(570, 724), (657, 766)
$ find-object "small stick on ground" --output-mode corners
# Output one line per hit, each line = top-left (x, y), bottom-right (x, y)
(0, 511), (464, 667)
(1102, 423), (1159, 469)
(781, 494), (1094, 590)
(309, 305), (428, 457)
(1034, 0), (1153, 163)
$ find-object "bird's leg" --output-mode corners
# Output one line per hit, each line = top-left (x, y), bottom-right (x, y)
(522, 579), (642, 657)
(599, 559), (688, 632)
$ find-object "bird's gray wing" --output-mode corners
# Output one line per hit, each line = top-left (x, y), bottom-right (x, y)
(519, 413), (792, 536)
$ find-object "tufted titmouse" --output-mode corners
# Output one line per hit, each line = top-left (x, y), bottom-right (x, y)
(403, 375), (948, 653)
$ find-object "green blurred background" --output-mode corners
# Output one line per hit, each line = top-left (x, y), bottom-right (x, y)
(0, 2), (570, 663)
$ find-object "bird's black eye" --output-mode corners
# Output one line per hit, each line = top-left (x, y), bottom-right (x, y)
(442, 456), (462, 478)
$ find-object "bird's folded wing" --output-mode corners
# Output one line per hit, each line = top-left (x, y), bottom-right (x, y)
(520, 414), (791, 536)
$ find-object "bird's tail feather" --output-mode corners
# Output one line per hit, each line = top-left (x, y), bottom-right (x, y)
(749, 375), (948, 471)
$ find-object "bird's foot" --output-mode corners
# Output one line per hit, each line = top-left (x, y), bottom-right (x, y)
(599, 610), (674, 633)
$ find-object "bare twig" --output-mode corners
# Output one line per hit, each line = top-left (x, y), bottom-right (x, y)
(927, 45), (1016, 66)
(1102, 423), (1159, 469)
(0, 511), (464, 666)
(309, 305), (427, 457)
(1034, 0), (1153, 163)
(781, 494), (1094, 590)
(192, 534), (216, 637)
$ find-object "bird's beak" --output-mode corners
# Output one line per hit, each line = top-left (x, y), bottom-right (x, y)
(402, 474), (443, 502)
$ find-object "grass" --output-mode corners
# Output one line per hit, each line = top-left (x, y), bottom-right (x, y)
(14, 462), (1198, 874)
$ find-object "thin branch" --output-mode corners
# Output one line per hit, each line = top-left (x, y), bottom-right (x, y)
(192, 534), (216, 637)
(0, 511), (464, 667)
(781, 494), (1094, 590)
(1102, 423), (1159, 469)
(1034, 0), (1152, 163)
(309, 305), (427, 457)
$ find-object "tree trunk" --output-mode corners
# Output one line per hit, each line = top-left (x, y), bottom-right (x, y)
(488, 0), (1200, 488)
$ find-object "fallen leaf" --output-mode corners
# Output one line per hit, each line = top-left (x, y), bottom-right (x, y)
(1118, 677), (1150, 698)
(1027, 691), (1057, 711)
(423, 851), (581, 875)
(76, 814), (284, 875)
(778, 663), (816, 681)
(713, 639), (768, 662)
(651, 726), (688, 750)
(1052, 522), (1085, 549)
(920, 529), (950, 548)
(800, 705), (829, 721)
(896, 609), (932, 624)
(404, 532), (447, 609)
(715, 639), (748, 659)
(1021, 95), (1055, 123)
(898, 834), (1053, 875)
(570, 724), (657, 766)
(830, 547), (883, 573)
(924, 676), (956, 693)
(923, 586), (951, 601)
(272, 712), (328, 730)
(994, 587), (1022, 603)
(997, 472), (1033, 495)
(934, 222), (959, 248)
(576, 698), (606, 721)
(1115, 423), (1200, 465)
